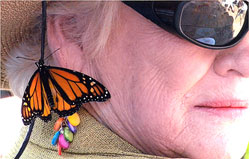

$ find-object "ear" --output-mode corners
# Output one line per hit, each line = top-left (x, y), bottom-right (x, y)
(47, 16), (85, 70)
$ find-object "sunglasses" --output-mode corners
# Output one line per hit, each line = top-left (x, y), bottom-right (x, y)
(123, 0), (249, 49)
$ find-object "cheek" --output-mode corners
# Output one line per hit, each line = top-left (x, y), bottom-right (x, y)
(136, 31), (216, 96)
(129, 60), (194, 148)
(161, 53), (215, 96)
(140, 40), (216, 99)
(129, 39), (217, 150)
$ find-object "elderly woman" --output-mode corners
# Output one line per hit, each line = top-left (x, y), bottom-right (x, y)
(1, 1), (249, 159)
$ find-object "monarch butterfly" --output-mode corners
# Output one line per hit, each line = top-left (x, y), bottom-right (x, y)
(21, 60), (111, 125)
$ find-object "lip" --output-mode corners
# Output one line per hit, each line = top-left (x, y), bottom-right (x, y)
(195, 100), (249, 108)
(195, 100), (249, 118)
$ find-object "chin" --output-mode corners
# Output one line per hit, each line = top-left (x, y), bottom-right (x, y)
(178, 112), (250, 159)
(182, 104), (250, 158)
(185, 124), (249, 159)
(189, 142), (248, 159)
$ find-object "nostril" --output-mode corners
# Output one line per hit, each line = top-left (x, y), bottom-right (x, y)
(227, 69), (246, 77)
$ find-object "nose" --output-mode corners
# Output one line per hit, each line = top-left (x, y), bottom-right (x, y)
(213, 33), (249, 78)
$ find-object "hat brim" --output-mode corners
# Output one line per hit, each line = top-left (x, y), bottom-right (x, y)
(1, 1), (41, 89)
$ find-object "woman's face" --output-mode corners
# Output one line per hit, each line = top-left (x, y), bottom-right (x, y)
(53, 3), (249, 159)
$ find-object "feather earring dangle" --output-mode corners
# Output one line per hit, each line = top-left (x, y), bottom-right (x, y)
(15, 1), (111, 158)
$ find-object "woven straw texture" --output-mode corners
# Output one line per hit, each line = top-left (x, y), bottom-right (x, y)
(1, 1), (40, 89)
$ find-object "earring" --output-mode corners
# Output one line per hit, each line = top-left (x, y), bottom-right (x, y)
(52, 112), (80, 155)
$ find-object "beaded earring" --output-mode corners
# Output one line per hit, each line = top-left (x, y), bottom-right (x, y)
(52, 113), (80, 155)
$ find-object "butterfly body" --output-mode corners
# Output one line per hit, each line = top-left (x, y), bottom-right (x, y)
(21, 62), (111, 125)
(36, 62), (55, 108)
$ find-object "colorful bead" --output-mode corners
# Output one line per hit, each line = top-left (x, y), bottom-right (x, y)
(67, 120), (77, 133)
(54, 118), (64, 131)
(58, 134), (70, 149)
(63, 127), (74, 142)
(67, 113), (80, 126)
(51, 131), (60, 146)
(57, 143), (62, 155)
(52, 114), (80, 155)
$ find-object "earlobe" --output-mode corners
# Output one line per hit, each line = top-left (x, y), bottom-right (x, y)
(47, 16), (84, 69)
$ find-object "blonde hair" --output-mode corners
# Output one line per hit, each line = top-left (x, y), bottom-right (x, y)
(5, 1), (120, 97)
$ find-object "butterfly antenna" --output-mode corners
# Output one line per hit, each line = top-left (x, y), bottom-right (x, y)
(14, 120), (35, 159)
(16, 56), (37, 61)
(44, 48), (60, 61)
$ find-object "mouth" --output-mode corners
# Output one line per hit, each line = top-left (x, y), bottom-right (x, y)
(194, 100), (249, 118)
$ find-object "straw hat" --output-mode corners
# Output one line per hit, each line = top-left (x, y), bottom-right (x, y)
(1, 1), (41, 90)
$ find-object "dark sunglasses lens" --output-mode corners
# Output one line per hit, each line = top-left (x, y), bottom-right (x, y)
(180, 0), (248, 46)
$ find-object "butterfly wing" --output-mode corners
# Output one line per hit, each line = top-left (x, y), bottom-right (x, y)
(47, 77), (81, 117)
(21, 65), (111, 124)
(47, 66), (111, 106)
(40, 80), (52, 122)
(21, 70), (51, 125)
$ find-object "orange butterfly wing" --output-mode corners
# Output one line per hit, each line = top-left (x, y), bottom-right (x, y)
(47, 66), (110, 105)
(21, 70), (51, 125)
(21, 65), (111, 125)
(47, 78), (81, 117)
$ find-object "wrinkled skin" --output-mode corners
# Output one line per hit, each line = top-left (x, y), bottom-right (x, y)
(48, 3), (249, 159)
